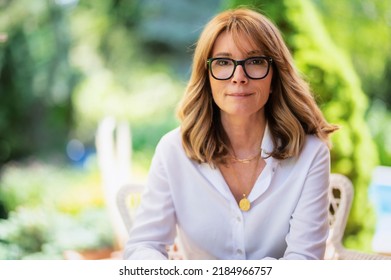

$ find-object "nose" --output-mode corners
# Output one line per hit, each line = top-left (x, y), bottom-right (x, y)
(231, 65), (248, 84)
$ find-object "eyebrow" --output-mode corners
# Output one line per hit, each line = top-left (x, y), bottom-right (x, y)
(213, 52), (231, 57)
(212, 50), (264, 57)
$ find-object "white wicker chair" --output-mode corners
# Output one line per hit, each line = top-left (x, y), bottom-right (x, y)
(325, 173), (391, 260)
(117, 174), (391, 260)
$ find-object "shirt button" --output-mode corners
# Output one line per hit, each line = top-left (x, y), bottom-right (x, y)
(236, 249), (243, 255)
(236, 216), (241, 222)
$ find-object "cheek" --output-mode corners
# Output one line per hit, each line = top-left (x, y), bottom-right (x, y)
(256, 79), (272, 94)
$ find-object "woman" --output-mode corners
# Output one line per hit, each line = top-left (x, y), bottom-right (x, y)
(124, 8), (338, 260)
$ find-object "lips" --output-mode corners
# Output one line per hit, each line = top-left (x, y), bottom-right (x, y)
(226, 92), (253, 97)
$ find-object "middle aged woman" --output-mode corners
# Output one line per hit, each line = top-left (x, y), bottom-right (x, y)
(124, 8), (338, 260)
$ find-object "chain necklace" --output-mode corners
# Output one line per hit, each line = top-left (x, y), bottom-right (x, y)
(231, 152), (261, 211)
(230, 148), (262, 164)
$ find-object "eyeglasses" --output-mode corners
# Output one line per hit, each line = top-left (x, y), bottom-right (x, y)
(207, 56), (273, 80)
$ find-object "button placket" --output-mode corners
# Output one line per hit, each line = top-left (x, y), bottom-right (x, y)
(232, 208), (246, 259)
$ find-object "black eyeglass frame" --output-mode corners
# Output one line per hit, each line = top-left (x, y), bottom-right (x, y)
(207, 56), (273, 80)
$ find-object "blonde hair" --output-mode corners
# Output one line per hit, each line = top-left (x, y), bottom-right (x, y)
(177, 8), (338, 164)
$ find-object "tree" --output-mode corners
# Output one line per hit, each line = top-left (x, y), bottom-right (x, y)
(312, 0), (391, 167)
(312, 0), (391, 108)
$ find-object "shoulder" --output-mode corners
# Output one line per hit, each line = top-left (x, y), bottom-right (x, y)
(305, 134), (327, 146)
(157, 127), (181, 149)
(152, 127), (195, 171)
(154, 127), (185, 158)
(299, 134), (330, 163)
(303, 135), (329, 153)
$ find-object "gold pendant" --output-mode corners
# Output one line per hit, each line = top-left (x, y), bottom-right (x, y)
(239, 196), (251, 211)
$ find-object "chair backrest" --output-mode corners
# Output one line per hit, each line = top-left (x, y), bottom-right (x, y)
(96, 117), (132, 248)
(326, 174), (391, 260)
(328, 173), (354, 244)
(324, 173), (354, 259)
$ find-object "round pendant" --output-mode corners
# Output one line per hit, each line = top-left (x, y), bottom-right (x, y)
(239, 197), (251, 211)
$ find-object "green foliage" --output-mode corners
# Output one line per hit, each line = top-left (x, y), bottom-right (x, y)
(0, 160), (101, 213)
(229, 0), (379, 249)
(312, 0), (391, 107)
(0, 1), (79, 163)
(0, 161), (114, 259)
(311, 0), (391, 168)
(367, 101), (391, 166)
(0, 162), (64, 212)
(0, 206), (114, 259)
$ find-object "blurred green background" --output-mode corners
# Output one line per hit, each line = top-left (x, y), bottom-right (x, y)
(0, 0), (390, 259)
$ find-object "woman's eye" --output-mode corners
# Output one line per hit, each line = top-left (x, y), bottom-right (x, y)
(217, 59), (232, 66)
(248, 58), (265, 65)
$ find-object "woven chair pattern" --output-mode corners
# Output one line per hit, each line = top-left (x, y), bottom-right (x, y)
(326, 173), (391, 260)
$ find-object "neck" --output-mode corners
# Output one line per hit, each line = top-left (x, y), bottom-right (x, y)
(221, 112), (266, 159)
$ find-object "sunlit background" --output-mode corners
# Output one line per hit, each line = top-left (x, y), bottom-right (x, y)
(1, 0), (391, 259)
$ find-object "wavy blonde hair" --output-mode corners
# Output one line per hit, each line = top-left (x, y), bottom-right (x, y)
(177, 8), (338, 164)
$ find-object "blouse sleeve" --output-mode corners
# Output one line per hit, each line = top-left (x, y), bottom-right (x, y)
(123, 140), (177, 260)
(282, 140), (330, 260)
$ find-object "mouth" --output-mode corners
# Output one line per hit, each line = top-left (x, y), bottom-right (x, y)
(226, 92), (254, 97)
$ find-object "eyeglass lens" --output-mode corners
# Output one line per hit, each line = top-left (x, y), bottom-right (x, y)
(209, 57), (270, 80)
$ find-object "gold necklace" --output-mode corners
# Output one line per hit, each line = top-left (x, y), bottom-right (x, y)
(231, 148), (262, 164)
(231, 154), (261, 211)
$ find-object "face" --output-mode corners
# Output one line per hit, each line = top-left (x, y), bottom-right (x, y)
(208, 31), (273, 121)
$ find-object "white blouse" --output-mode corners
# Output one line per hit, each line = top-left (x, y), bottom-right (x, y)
(124, 126), (330, 260)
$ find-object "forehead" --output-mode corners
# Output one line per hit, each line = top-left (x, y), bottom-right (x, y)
(211, 30), (262, 57)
